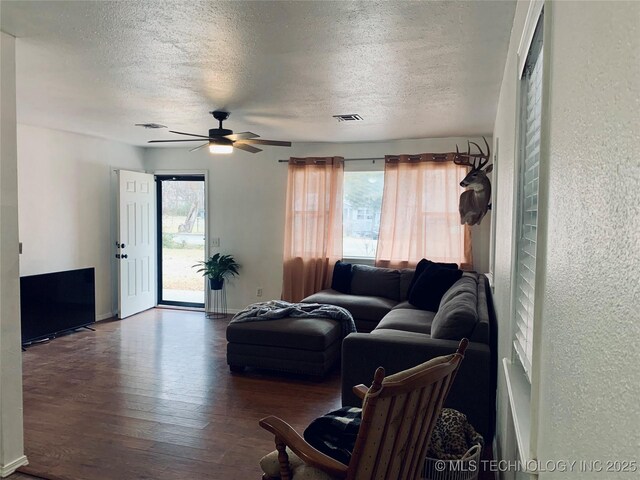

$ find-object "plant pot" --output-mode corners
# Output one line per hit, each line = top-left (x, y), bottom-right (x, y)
(209, 278), (224, 290)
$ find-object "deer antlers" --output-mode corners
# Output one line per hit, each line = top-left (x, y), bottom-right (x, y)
(454, 137), (491, 171)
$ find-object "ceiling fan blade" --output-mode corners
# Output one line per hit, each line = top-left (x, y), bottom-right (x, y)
(238, 139), (292, 147)
(169, 130), (212, 139)
(189, 143), (209, 153)
(233, 143), (262, 154)
(225, 132), (259, 141)
(148, 139), (210, 143)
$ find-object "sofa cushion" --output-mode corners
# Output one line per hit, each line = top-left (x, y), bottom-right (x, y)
(352, 319), (379, 334)
(399, 268), (416, 301)
(331, 261), (352, 294)
(368, 328), (432, 340)
(303, 289), (396, 323)
(430, 278), (478, 340)
(350, 265), (401, 301)
(408, 264), (463, 311)
(406, 258), (459, 299)
(392, 300), (420, 311)
(439, 274), (478, 306)
(375, 308), (435, 335)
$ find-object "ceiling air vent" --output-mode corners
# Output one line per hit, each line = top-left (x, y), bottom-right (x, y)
(135, 123), (167, 129)
(333, 114), (363, 122)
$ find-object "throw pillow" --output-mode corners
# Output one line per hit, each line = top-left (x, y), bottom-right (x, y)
(406, 258), (459, 299)
(408, 264), (463, 311)
(431, 289), (478, 340)
(331, 261), (352, 293)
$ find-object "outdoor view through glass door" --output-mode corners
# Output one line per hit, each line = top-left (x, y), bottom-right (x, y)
(156, 175), (206, 307)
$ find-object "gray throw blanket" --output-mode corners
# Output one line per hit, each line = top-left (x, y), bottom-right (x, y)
(231, 300), (356, 338)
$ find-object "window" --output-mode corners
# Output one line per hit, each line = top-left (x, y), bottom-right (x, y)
(513, 14), (543, 380)
(343, 167), (384, 259)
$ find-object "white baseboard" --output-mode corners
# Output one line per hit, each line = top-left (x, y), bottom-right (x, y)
(206, 308), (241, 315)
(0, 455), (28, 477)
(97, 312), (115, 321)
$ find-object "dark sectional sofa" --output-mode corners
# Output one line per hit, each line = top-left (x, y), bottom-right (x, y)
(303, 264), (497, 441)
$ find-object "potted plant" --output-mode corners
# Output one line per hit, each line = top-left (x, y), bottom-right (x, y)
(194, 253), (240, 290)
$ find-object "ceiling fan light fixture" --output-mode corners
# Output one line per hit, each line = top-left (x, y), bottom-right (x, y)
(208, 138), (233, 154)
(209, 144), (233, 154)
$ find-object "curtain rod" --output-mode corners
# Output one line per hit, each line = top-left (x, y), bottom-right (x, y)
(278, 157), (384, 163)
(278, 154), (452, 163)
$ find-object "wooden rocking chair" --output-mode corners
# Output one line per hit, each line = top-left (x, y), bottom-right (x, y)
(259, 338), (469, 480)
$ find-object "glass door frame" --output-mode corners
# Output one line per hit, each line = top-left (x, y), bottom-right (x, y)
(155, 172), (208, 308)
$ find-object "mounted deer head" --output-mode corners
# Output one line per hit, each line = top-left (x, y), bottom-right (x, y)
(454, 137), (493, 225)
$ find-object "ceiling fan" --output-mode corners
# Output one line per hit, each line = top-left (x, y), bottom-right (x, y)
(148, 111), (292, 154)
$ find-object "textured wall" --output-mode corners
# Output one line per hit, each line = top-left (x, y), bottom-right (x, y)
(493, 2), (640, 477)
(0, 31), (27, 474)
(535, 2), (640, 476)
(144, 136), (492, 312)
(17, 124), (146, 319)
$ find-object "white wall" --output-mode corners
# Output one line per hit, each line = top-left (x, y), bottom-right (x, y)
(144, 136), (492, 311)
(493, 1), (640, 477)
(17, 124), (146, 319)
(0, 31), (28, 476)
(492, 1), (529, 472)
(536, 1), (639, 475)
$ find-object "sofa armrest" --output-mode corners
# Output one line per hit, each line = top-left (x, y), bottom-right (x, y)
(341, 331), (495, 441)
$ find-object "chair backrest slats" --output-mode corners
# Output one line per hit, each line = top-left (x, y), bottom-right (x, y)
(382, 387), (422, 479)
(378, 395), (404, 479)
(369, 394), (400, 479)
(405, 378), (446, 479)
(346, 339), (468, 480)
(351, 396), (391, 480)
(415, 376), (453, 478)
(396, 384), (431, 479)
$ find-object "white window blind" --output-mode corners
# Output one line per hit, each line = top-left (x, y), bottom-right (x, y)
(514, 17), (543, 380)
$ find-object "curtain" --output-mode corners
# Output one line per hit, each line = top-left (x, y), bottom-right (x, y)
(282, 157), (344, 302)
(375, 153), (473, 270)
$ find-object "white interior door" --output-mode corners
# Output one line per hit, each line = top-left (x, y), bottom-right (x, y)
(117, 170), (156, 318)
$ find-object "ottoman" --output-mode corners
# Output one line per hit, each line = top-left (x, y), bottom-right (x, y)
(226, 317), (342, 377)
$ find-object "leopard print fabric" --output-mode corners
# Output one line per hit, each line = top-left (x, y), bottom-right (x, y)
(427, 408), (484, 460)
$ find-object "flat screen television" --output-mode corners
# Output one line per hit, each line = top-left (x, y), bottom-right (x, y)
(20, 267), (96, 344)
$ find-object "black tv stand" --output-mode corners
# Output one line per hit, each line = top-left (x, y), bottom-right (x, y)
(22, 337), (52, 349)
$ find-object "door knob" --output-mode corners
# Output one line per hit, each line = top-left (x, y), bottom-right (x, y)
(121, 254), (128, 259)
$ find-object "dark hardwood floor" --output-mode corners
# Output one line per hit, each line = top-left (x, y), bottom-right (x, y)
(11, 474), (45, 480)
(18, 309), (342, 479)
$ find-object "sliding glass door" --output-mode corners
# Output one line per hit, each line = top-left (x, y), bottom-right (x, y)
(156, 175), (206, 307)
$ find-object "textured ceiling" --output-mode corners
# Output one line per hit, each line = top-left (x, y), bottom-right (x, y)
(1, 1), (516, 146)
